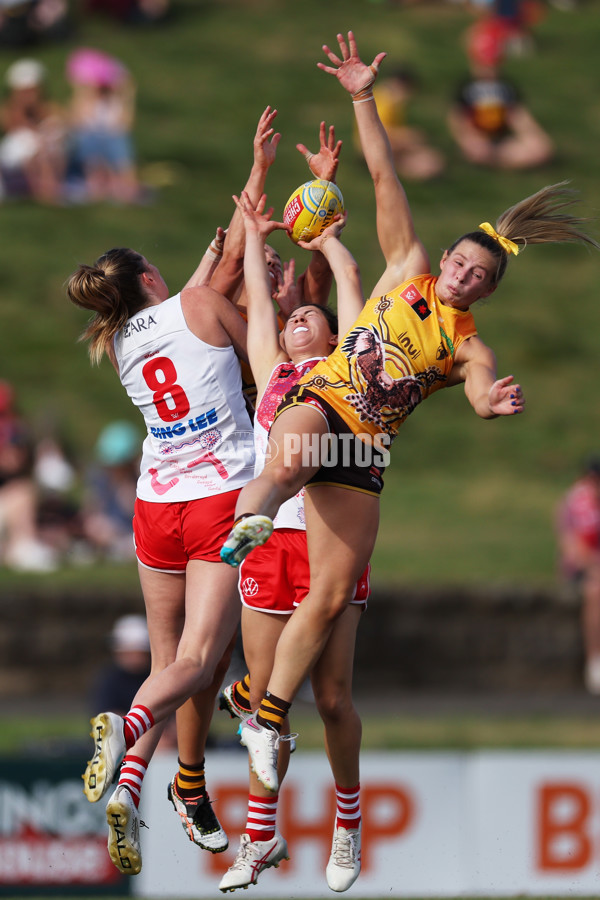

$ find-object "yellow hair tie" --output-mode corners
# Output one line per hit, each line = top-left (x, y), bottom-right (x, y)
(479, 222), (520, 257)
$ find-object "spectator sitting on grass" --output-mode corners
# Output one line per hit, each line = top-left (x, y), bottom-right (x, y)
(0, 380), (57, 572)
(0, 57), (67, 202)
(447, 15), (554, 170)
(81, 419), (139, 562)
(66, 47), (142, 204)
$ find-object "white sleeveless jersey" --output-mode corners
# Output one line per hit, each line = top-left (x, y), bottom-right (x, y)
(254, 357), (323, 530)
(113, 293), (255, 502)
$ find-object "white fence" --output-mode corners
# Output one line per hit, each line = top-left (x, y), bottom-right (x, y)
(134, 749), (600, 897)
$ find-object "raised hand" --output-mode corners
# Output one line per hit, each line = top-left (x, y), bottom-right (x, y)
(488, 375), (525, 416)
(273, 259), (303, 318)
(297, 211), (348, 251)
(296, 120), (342, 183)
(232, 191), (289, 242)
(253, 106), (281, 171)
(317, 30), (387, 97)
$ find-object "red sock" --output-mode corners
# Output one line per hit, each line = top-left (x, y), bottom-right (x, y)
(123, 705), (154, 749)
(335, 782), (361, 831)
(118, 755), (148, 809)
(245, 793), (279, 843)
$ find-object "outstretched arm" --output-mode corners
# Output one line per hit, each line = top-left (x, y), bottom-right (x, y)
(232, 191), (291, 399)
(294, 120), (344, 308)
(449, 336), (525, 419)
(318, 31), (429, 294)
(183, 226), (227, 289)
(210, 106), (281, 301)
(298, 212), (365, 336)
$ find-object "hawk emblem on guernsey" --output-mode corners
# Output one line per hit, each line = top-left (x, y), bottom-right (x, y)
(339, 327), (444, 433)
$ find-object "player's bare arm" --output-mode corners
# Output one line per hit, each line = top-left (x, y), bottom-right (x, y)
(210, 106), (281, 300)
(233, 191), (290, 391)
(294, 120), (343, 306)
(318, 31), (428, 293)
(450, 335), (524, 418)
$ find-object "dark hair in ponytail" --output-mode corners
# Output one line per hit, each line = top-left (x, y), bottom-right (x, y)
(66, 248), (148, 364)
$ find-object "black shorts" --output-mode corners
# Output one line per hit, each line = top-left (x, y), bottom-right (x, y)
(275, 384), (387, 497)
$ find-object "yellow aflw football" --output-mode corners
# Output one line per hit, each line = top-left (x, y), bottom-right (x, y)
(283, 179), (344, 244)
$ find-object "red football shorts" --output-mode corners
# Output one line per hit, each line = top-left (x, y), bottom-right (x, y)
(238, 528), (370, 613)
(133, 490), (240, 571)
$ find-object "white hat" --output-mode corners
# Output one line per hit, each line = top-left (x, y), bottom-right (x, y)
(111, 615), (150, 652)
(5, 59), (46, 90)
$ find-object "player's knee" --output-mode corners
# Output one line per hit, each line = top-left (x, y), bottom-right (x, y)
(308, 596), (348, 629)
(319, 582), (357, 620)
(174, 652), (218, 693)
(149, 654), (174, 675)
(314, 686), (354, 722)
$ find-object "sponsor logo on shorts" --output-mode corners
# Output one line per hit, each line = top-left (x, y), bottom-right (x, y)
(241, 577), (259, 597)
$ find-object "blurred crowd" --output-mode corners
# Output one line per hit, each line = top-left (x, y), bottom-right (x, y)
(359, 0), (562, 179)
(0, 47), (147, 204)
(0, 378), (141, 572)
(0, 0), (582, 205)
(0, 0), (173, 203)
(0, 0), (169, 51)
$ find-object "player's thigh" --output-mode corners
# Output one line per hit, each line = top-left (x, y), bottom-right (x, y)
(267, 403), (329, 484)
(137, 563), (186, 667)
(305, 485), (380, 597)
(177, 559), (241, 665)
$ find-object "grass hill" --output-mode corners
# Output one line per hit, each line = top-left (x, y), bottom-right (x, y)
(2, 0), (599, 588)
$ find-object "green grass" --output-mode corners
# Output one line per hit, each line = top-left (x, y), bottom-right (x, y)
(5, 705), (600, 757)
(3, 0), (600, 591)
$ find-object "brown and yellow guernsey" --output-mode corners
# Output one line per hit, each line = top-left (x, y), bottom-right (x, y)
(297, 273), (478, 442)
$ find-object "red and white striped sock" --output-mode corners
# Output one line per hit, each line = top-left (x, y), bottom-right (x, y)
(118, 755), (148, 809)
(245, 793), (279, 843)
(335, 782), (361, 831)
(123, 705), (155, 749)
